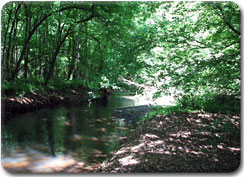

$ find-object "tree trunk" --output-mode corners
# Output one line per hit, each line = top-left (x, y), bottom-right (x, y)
(10, 3), (97, 80)
(2, 7), (13, 81)
(67, 36), (76, 80)
(5, 3), (22, 80)
(11, 12), (52, 80)
(24, 4), (31, 78)
(44, 27), (72, 85)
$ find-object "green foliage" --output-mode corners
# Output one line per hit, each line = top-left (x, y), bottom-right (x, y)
(129, 1), (240, 102)
(140, 92), (240, 124)
(47, 79), (86, 92)
(3, 78), (44, 96)
(140, 105), (193, 124)
(153, 91), (162, 99)
(160, 105), (193, 115)
(100, 76), (111, 89)
(1, 1), (240, 115)
(3, 78), (87, 97)
(178, 93), (240, 114)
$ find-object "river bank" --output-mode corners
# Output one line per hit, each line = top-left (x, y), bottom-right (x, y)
(62, 105), (240, 173)
(2, 88), (92, 123)
(102, 111), (240, 173)
(2, 89), (240, 173)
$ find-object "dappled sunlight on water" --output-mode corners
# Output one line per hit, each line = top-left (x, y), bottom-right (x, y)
(2, 147), (76, 173)
(2, 95), (136, 173)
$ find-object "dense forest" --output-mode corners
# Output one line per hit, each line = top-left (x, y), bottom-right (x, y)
(1, 1), (241, 173)
(2, 1), (240, 104)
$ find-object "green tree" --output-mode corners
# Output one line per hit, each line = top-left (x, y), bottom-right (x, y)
(1, 1), (240, 112)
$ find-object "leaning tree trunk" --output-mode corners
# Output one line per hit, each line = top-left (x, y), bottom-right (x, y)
(44, 27), (72, 85)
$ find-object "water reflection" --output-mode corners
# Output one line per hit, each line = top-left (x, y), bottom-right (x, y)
(2, 147), (76, 173)
(45, 118), (55, 156)
(2, 95), (135, 172)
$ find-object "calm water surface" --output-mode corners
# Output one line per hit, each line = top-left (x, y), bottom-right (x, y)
(1, 95), (137, 172)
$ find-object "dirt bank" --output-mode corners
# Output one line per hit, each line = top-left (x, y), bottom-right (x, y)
(102, 112), (240, 173)
(1, 89), (89, 123)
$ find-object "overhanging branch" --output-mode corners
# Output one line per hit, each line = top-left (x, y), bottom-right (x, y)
(215, 4), (240, 36)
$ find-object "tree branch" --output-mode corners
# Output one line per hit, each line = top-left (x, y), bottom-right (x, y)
(215, 4), (240, 36)
(10, 3), (98, 80)
(76, 14), (98, 23)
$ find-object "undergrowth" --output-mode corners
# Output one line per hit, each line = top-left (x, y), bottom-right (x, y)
(139, 104), (194, 124)
(140, 93), (240, 124)
(2, 78), (87, 97)
(178, 93), (240, 115)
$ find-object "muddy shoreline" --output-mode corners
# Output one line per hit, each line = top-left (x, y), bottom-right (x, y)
(1, 89), (91, 123)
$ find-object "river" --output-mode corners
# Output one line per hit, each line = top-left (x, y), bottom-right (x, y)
(1, 94), (140, 173)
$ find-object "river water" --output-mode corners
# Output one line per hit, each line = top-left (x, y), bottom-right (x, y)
(1, 94), (139, 172)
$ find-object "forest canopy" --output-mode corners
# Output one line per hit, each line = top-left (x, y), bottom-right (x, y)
(1, 1), (241, 173)
(1, 1), (240, 112)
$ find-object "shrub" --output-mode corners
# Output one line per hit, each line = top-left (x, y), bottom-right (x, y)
(178, 93), (240, 114)
(2, 78), (44, 96)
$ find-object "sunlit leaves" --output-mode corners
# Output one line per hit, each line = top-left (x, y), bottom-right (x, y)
(1, 1), (240, 100)
(150, 1), (240, 97)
